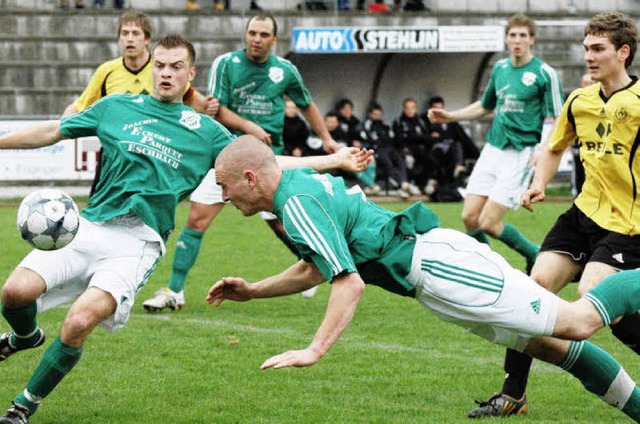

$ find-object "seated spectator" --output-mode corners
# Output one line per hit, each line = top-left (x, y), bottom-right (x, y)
(425, 96), (479, 194)
(282, 99), (310, 157)
(392, 97), (434, 195)
(335, 98), (362, 146)
(360, 102), (413, 198)
(324, 111), (349, 148)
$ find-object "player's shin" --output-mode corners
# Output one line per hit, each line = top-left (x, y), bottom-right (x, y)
(14, 336), (83, 415)
(583, 269), (640, 326)
(560, 340), (640, 420)
(1, 302), (41, 348)
(168, 227), (204, 293)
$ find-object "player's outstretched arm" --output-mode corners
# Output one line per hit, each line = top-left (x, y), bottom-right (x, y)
(206, 260), (324, 307)
(276, 147), (374, 173)
(260, 272), (365, 370)
(0, 120), (63, 149)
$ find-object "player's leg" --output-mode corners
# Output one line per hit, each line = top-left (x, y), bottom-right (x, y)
(524, 337), (640, 421)
(461, 194), (490, 244)
(581, 232), (640, 354)
(461, 144), (499, 245)
(479, 145), (538, 268)
(144, 170), (224, 312)
(1, 268), (47, 361)
(7, 287), (116, 418)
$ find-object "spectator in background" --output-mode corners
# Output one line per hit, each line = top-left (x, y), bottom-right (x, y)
(283, 99), (310, 157)
(392, 97), (433, 195)
(336, 98), (362, 145)
(324, 111), (349, 148)
(570, 73), (594, 197)
(360, 102), (414, 198)
(425, 96), (477, 192)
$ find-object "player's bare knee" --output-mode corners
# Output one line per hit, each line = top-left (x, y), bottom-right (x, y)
(62, 309), (98, 340)
(1, 271), (39, 307)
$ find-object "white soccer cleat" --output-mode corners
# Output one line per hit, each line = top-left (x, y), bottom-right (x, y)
(143, 288), (185, 312)
(301, 286), (318, 299)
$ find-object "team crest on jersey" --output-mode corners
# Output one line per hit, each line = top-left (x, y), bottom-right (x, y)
(521, 71), (537, 87)
(180, 110), (201, 130)
(269, 67), (284, 83)
(614, 107), (629, 123)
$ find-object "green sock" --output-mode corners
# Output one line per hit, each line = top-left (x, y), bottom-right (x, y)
(168, 227), (204, 293)
(584, 270), (640, 326)
(497, 223), (538, 263)
(1, 302), (41, 349)
(467, 229), (490, 245)
(14, 336), (83, 415)
(560, 340), (640, 420)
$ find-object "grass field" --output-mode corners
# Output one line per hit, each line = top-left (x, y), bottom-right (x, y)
(0, 199), (635, 423)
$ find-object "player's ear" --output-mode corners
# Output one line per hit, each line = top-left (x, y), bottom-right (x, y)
(244, 170), (257, 188)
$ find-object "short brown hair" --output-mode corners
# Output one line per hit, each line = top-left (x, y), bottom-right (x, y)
(586, 12), (637, 68)
(246, 12), (278, 37)
(118, 10), (152, 39)
(154, 33), (196, 65)
(505, 13), (536, 37)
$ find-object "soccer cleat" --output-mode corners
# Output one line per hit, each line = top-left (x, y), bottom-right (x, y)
(468, 393), (528, 418)
(0, 402), (31, 424)
(0, 330), (45, 362)
(142, 288), (185, 312)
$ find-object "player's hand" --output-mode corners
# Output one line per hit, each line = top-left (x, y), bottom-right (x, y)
(323, 138), (340, 154)
(206, 277), (252, 306)
(427, 107), (448, 124)
(260, 348), (321, 370)
(204, 96), (220, 116)
(337, 147), (374, 173)
(521, 187), (545, 212)
(256, 129), (272, 147)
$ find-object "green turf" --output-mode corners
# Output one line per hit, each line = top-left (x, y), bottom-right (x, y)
(0, 200), (635, 423)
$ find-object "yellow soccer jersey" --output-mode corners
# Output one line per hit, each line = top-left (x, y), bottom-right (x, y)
(549, 78), (640, 235)
(74, 56), (193, 111)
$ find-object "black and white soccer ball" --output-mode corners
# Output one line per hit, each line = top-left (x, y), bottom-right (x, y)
(16, 189), (80, 251)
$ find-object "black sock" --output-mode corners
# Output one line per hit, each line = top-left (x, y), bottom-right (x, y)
(500, 348), (533, 399)
(611, 313), (640, 355)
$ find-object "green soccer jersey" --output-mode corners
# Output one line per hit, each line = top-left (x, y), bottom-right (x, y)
(207, 50), (313, 155)
(60, 94), (235, 241)
(273, 168), (440, 297)
(481, 56), (564, 150)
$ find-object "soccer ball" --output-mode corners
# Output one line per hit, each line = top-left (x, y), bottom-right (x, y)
(16, 189), (80, 251)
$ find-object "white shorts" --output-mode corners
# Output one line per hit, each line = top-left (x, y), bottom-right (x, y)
(190, 169), (224, 205)
(465, 143), (535, 209)
(407, 228), (558, 352)
(20, 216), (163, 332)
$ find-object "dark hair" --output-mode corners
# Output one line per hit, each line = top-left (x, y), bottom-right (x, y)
(428, 96), (444, 106)
(325, 111), (339, 119)
(118, 10), (152, 39)
(505, 13), (536, 37)
(335, 98), (354, 111)
(154, 33), (196, 65)
(246, 12), (278, 37)
(586, 12), (637, 68)
(367, 101), (382, 114)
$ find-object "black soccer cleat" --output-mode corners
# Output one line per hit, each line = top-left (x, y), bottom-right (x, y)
(0, 403), (32, 424)
(468, 392), (528, 418)
(0, 330), (46, 362)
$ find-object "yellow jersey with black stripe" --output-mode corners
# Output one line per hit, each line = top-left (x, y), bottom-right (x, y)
(73, 56), (193, 111)
(549, 77), (640, 235)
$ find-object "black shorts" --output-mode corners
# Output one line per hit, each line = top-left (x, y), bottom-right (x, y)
(540, 204), (640, 270)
